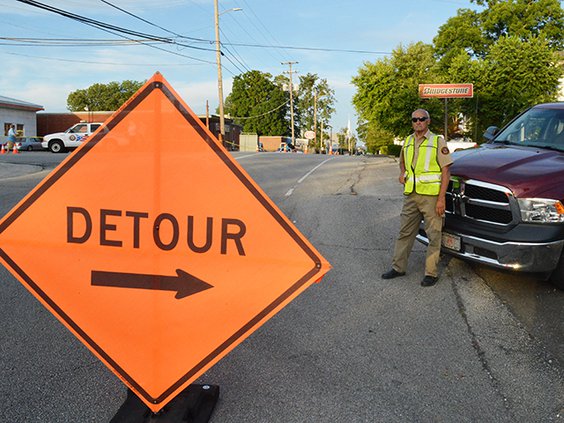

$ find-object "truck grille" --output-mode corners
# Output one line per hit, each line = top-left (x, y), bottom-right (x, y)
(446, 179), (515, 225)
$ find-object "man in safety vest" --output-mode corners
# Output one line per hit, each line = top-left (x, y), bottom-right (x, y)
(382, 109), (452, 286)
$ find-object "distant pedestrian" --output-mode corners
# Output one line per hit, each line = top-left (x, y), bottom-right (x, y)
(6, 124), (16, 150)
(381, 109), (452, 286)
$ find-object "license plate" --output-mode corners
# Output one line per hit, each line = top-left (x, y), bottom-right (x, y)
(442, 233), (461, 251)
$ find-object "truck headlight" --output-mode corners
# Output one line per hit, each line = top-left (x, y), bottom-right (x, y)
(518, 198), (564, 223)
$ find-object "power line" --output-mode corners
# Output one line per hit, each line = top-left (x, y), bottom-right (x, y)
(100, 0), (180, 37)
(228, 3), (288, 64)
(15, 0), (215, 51)
(219, 29), (251, 73)
(0, 36), (158, 46)
(16, 0), (171, 42)
(237, 0), (292, 61)
(14, 0), (219, 65)
(2, 51), (208, 67)
(99, 0), (211, 49)
(231, 99), (290, 120)
(224, 42), (391, 55)
(221, 48), (248, 74)
(0, 36), (219, 66)
(0, 35), (390, 55)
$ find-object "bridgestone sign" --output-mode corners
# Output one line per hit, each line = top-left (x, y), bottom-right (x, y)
(419, 84), (474, 98)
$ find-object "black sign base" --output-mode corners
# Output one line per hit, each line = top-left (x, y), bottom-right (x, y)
(110, 384), (219, 423)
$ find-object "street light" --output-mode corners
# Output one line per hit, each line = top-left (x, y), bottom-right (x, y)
(214, 2), (242, 145)
(220, 7), (242, 15)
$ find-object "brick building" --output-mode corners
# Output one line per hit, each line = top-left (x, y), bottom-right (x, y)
(37, 112), (241, 150)
(37, 111), (112, 136)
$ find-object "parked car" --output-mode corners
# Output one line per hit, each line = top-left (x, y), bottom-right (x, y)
(42, 122), (104, 153)
(446, 137), (478, 153)
(417, 102), (564, 289)
(16, 136), (45, 151)
(276, 143), (295, 153)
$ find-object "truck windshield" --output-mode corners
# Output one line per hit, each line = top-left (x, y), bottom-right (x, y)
(68, 124), (87, 134)
(494, 108), (564, 151)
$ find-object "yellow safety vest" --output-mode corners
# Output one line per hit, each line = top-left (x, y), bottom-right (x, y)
(403, 133), (442, 196)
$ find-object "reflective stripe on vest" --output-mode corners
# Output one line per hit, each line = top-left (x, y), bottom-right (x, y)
(403, 133), (441, 195)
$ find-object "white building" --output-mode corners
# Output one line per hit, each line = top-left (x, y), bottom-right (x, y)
(0, 95), (44, 141)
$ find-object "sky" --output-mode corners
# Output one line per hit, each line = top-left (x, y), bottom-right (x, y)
(0, 0), (478, 135)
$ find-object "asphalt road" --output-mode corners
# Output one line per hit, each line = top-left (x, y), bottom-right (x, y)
(0, 151), (562, 422)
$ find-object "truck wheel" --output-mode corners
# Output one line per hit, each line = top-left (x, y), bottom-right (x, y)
(49, 140), (65, 153)
(549, 251), (564, 290)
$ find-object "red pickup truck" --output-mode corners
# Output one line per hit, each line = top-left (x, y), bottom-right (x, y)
(417, 103), (564, 289)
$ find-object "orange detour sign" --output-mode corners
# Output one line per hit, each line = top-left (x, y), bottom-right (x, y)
(0, 72), (331, 413)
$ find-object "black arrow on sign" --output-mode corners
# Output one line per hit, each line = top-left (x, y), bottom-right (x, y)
(91, 269), (213, 299)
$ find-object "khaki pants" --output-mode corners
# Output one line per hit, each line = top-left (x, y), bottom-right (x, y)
(392, 193), (443, 277)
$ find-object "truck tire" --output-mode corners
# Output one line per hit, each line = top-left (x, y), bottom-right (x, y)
(49, 140), (65, 153)
(549, 251), (564, 290)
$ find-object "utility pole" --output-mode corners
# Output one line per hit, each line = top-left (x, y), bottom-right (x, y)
(282, 61), (298, 146)
(320, 120), (324, 154)
(313, 92), (317, 152)
(213, 5), (241, 146)
(214, 0), (225, 144)
(347, 119), (351, 154)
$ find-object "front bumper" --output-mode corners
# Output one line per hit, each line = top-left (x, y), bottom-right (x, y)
(416, 230), (564, 273)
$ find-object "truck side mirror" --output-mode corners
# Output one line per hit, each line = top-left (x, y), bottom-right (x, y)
(483, 126), (500, 142)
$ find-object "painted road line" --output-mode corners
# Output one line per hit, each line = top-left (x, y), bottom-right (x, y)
(286, 158), (333, 197)
(235, 153), (258, 160)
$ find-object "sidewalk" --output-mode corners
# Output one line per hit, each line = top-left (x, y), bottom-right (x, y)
(0, 162), (44, 179)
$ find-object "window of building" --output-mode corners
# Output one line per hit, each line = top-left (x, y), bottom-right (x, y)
(4, 123), (24, 136)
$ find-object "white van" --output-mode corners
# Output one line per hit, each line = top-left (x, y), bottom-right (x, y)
(42, 122), (104, 153)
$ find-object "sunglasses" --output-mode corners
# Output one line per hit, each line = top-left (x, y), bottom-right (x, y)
(412, 116), (429, 122)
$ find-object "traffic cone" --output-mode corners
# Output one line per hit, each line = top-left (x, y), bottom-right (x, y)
(12, 144), (19, 154)
(0, 145), (5, 155)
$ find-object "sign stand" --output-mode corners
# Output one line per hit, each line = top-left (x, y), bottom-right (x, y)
(444, 98), (449, 141)
(418, 83), (474, 142)
(0, 72), (331, 415)
(111, 384), (219, 423)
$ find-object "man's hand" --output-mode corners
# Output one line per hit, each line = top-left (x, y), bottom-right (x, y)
(437, 165), (451, 216)
(436, 196), (446, 216)
(399, 174), (406, 185)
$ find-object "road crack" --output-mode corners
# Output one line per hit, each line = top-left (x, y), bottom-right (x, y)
(448, 259), (564, 421)
(449, 267), (517, 419)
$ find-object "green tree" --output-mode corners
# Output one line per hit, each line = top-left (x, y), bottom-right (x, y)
(352, 42), (443, 138)
(67, 80), (144, 111)
(295, 73), (336, 143)
(353, 0), (564, 143)
(474, 0), (564, 50)
(481, 36), (562, 127)
(434, 0), (562, 138)
(335, 127), (358, 153)
(272, 74), (300, 138)
(224, 70), (289, 136)
(435, 0), (564, 62)
(356, 119), (396, 154)
(441, 50), (487, 139)
(434, 9), (488, 65)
